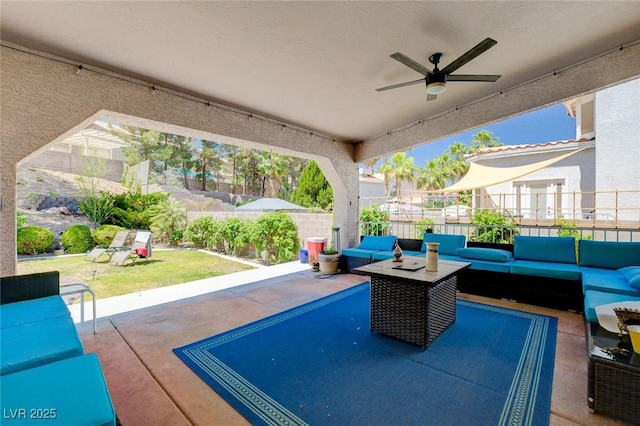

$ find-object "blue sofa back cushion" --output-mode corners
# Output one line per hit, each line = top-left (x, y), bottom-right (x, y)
(514, 236), (576, 264)
(455, 247), (512, 262)
(358, 235), (397, 251)
(619, 266), (640, 290)
(421, 233), (466, 256)
(579, 240), (640, 269)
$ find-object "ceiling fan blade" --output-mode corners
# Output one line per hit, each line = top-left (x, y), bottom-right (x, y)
(390, 52), (432, 76)
(447, 74), (502, 82)
(440, 38), (498, 75)
(376, 78), (424, 92)
(426, 93), (437, 102)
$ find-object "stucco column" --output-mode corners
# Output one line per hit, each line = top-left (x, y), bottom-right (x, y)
(316, 156), (360, 252)
(0, 161), (18, 276)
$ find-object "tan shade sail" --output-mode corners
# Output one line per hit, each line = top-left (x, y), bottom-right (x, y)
(429, 148), (584, 193)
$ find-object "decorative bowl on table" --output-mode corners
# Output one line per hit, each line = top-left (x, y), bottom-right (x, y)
(595, 301), (640, 334)
(614, 306), (640, 334)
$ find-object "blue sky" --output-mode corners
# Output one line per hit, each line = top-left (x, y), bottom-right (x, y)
(401, 103), (577, 167)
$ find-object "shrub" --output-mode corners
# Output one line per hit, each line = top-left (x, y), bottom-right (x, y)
(184, 216), (219, 248)
(17, 211), (28, 229)
(93, 224), (125, 246)
(359, 205), (391, 236)
(415, 218), (435, 238)
(61, 224), (93, 254)
(110, 191), (169, 229)
(78, 191), (114, 228)
(471, 209), (517, 244)
(17, 226), (55, 255)
(219, 217), (252, 256)
(251, 212), (299, 264)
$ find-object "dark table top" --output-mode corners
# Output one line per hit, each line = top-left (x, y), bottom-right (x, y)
(352, 258), (470, 285)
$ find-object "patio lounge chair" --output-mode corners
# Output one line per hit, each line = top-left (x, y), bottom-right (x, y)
(85, 230), (132, 262)
(109, 231), (152, 266)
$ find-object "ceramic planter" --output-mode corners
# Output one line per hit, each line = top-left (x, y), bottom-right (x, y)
(318, 252), (340, 274)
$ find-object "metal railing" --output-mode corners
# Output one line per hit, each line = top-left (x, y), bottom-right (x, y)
(358, 221), (640, 244)
(361, 188), (640, 229)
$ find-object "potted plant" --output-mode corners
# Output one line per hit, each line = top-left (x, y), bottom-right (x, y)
(318, 244), (340, 274)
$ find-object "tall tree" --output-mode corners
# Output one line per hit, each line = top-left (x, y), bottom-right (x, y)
(194, 140), (222, 191)
(113, 125), (163, 171)
(219, 144), (241, 194)
(290, 160), (333, 210)
(236, 148), (261, 196)
(166, 134), (195, 189)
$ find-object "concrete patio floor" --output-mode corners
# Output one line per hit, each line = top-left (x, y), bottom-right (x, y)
(74, 268), (629, 425)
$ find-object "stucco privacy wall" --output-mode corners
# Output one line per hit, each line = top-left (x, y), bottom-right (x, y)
(0, 45), (358, 276)
(187, 211), (335, 252)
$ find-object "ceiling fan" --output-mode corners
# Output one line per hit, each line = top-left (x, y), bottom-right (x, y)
(376, 38), (501, 101)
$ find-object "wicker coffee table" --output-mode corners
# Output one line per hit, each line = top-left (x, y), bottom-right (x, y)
(353, 258), (470, 349)
(586, 320), (640, 424)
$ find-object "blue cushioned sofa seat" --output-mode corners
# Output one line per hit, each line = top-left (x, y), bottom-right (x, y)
(511, 260), (581, 281)
(583, 290), (640, 322)
(341, 247), (380, 259)
(371, 251), (394, 261)
(456, 247), (513, 262)
(0, 353), (116, 426)
(1, 314), (84, 375)
(0, 297), (84, 376)
(0, 295), (70, 328)
(421, 233), (466, 255)
(581, 267), (640, 296)
(402, 250), (424, 258)
(514, 236), (577, 264)
(467, 258), (514, 273)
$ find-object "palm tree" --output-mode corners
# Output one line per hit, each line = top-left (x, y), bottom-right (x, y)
(258, 152), (288, 197)
(443, 141), (470, 181)
(378, 161), (394, 200)
(148, 198), (187, 245)
(389, 152), (418, 201)
(418, 158), (449, 191)
(470, 130), (501, 152)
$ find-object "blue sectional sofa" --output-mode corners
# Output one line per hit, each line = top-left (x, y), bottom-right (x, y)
(341, 234), (640, 314)
(579, 240), (640, 322)
(0, 271), (116, 425)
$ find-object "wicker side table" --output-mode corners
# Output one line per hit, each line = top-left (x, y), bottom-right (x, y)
(586, 320), (640, 424)
(353, 259), (469, 349)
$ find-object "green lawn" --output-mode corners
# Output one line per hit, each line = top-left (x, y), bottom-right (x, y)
(17, 249), (256, 299)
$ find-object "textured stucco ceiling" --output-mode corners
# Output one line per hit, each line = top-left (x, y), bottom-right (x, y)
(1, 1), (640, 143)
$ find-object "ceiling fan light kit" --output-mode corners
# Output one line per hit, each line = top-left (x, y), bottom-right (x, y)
(426, 81), (446, 95)
(376, 38), (501, 101)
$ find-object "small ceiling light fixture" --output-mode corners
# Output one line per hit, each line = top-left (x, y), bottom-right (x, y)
(426, 74), (447, 95)
(76, 65), (83, 75)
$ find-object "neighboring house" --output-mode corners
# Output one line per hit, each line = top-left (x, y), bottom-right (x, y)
(465, 77), (640, 225)
(359, 168), (385, 208)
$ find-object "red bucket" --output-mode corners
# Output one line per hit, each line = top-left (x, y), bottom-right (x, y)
(306, 237), (326, 264)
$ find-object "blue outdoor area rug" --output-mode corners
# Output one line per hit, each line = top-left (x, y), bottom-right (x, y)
(173, 282), (557, 426)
